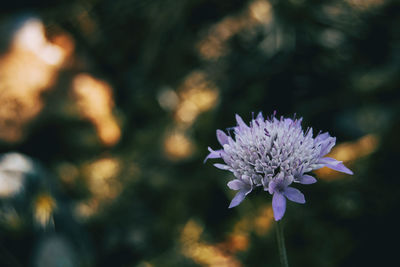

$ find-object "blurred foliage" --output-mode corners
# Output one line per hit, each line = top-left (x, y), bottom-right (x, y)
(0, 0), (399, 266)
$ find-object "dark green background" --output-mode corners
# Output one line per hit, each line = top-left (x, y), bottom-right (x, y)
(0, 0), (399, 266)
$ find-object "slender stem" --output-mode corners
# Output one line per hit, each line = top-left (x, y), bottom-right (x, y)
(275, 220), (289, 267)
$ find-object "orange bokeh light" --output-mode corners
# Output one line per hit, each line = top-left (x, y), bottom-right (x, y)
(0, 18), (73, 143)
(316, 134), (379, 180)
(164, 131), (195, 160)
(72, 73), (121, 146)
(180, 220), (242, 267)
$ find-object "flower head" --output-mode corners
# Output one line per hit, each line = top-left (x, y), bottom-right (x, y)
(205, 112), (353, 221)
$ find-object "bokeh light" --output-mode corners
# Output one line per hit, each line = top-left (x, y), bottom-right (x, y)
(0, 18), (72, 143)
(33, 193), (56, 228)
(316, 134), (379, 180)
(72, 73), (121, 146)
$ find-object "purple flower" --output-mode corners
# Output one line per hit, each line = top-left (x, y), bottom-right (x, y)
(205, 112), (353, 221)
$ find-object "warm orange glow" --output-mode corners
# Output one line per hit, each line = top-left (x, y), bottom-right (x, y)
(214, 204), (273, 255)
(72, 157), (123, 220)
(164, 131), (194, 160)
(331, 134), (379, 162)
(316, 134), (379, 180)
(50, 33), (75, 60)
(175, 71), (219, 125)
(253, 205), (274, 236)
(179, 206), (273, 265)
(83, 157), (122, 198)
(209, 205), (273, 257)
(232, 204), (274, 237)
(197, 16), (245, 60)
(180, 220), (242, 267)
(176, 100), (199, 124)
(249, 0), (272, 23)
(197, 0), (273, 60)
(182, 242), (242, 267)
(181, 88), (219, 112)
(72, 73), (121, 146)
(218, 233), (249, 254)
(74, 199), (99, 220)
(12, 18), (69, 67)
(34, 193), (56, 227)
(180, 220), (204, 244)
(232, 216), (252, 235)
(164, 73), (219, 162)
(165, 71), (218, 161)
(0, 18), (72, 143)
(197, 37), (227, 61)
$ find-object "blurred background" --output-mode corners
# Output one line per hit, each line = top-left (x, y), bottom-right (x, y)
(0, 0), (399, 266)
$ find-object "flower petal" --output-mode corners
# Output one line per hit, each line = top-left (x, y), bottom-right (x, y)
(283, 187), (305, 204)
(319, 137), (336, 157)
(272, 193), (286, 221)
(268, 172), (290, 194)
(315, 132), (330, 143)
(221, 152), (232, 165)
(304, 127), (313, 139)
(267, 177), (278, 194)
(229, 190), (247, 208)
(214, 163), (230, 170)
(256, 112), (264, 121)
(216, 129), (229, 146)
(227, 179), (245, 190)
(298, 174), (317, 184)
(203, 147), (222, 163)
(235, 114), (248, 129)
(319, 157), (353, 175)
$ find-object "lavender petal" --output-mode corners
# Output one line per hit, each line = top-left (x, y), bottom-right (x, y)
(319, 157), (353, 175)
(283, 187), (306, 204)
(216, 129), (229, 146)
(235, 114), (248, 129)
(256, 112), (264, 121)
(203, 147), (222, 163)
(319, 137), (336, 157)
(315, 132), (330, 143)
(227, 179), (245, 190)
(272, 192), (286, 221)
(214, 163), (230, 170)
(268, 172), (290, 194)
(228, 191), (247, 208)
(298, 174), (317, 184)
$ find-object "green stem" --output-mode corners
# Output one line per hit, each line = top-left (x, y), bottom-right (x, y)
(276, 220), (289, 267)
